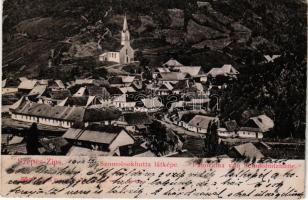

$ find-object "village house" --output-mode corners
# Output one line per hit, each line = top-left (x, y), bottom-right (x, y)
(120, 112), (153, 136)
(50, 89), (71, 100)
(174, 112), (197, 129)
(28, 85), (48, 98)
(99, 15), (134, 64)
(152, 67), (170, 79)
(108, 76), (135, 87)
(58, 96), (108, 107)
(163, 58), (184, 68)
(49, 80), (66, 90)
(238, 114), (274, 139)
(74, 78), (108, 87)
(9, 98), (121, 128)
(18, 79), (38, 93)
(2, 78), (20, 94)
(135, 97), (164, 112)
(229, 143), (264, 159)
(186, 115), (218, 133)
(173, 66), (202, 77)
(155, 82), (174, 96)
(158, 72), (188, 84)
(207, 64), (239, 78)
(62, 125), (135, 155)
(217, 120), (238, 138)
(112, 93), (136, 111)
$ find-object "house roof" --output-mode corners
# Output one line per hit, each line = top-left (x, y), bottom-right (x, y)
(2, 79), (7, 88)
(232, 143), (264, 159)
(188, 115), (217, 129)
(179, 112), (197, 123)
(28, 85), (47, 97)
(108, 77), (123, 85)
(208, 64), (239, 77)
(54, 80), (66, 88)
(50, 90), (71, 100)
(2, 78), (20, 88)
(83, 107), (121, 122)
(133, 150), (157, 157)
(124, 112), (153, 125)
(73, 87), (87, 97)
(11, 101), (121, 122)
(173, 80), (190, 90)
(8, 136), (24, 145)
(119, 87), (136, 94)
(160, 72), (186, 81)
(75, 79), (95, 85)
(59, 96), (89, 106)
(121, 76), (135, 83)
(159, 82), (174, 91)
(63, 126), (127, 145)
(18, 80), (37, 90)
(87, 86), (111, 98)
(194, 82), (205, 92)
(250, 114), (274, 132)
(107, 87), (124, 95)
(37, 79), (49, 85)
(66, 146), (110, 156)
(156, 68), (170, 73)
(174, 66), (201, 77)
(163, 58), (183, 67)
(141, 97), (163, 109)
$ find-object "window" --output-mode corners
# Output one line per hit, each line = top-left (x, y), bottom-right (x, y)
(126, 49), (128, 55)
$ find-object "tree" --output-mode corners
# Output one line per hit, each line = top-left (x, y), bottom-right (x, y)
(25, 123), (40, 155)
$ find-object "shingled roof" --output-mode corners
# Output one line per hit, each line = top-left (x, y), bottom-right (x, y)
(159, 72), (186, 81)
(188, 115), (217, 129)
(63, 125), (128, 145)
(50, 90), (71, 100)
(11, 101), (121, 122)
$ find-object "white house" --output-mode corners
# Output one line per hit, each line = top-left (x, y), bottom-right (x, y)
(99, 15), (134, 64)
(112, 94), (136, 111)
(238, 127), (263, 139)
(135, 97), (164, 112)
(10, 98), (121, 128)
(187, 115), (217, 133)
(207, 64), (239, 78)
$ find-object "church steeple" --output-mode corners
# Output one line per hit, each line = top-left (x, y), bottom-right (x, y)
(123, 14), (128, 31)
(121, 14), (130, 46)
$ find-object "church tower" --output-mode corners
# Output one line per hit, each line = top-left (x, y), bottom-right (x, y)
(121, 15), (130, 46)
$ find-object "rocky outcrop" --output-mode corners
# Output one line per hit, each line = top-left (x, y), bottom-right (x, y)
(15, 17), (79, 40)
(136, 15), (156, 33)
(167, 8), (185, 29)
(192, 13), (230, 33)
(68, 42), (100, 58)
(185, 20), (229, 44)
(192, 38), (232, 50)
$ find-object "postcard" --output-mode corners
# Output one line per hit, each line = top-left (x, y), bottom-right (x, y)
(1, 0), (306, 199)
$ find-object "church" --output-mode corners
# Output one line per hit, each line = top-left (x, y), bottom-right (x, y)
(99, 15), (134, 64)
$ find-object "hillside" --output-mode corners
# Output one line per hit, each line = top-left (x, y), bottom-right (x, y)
(2, 0), (307, 138)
